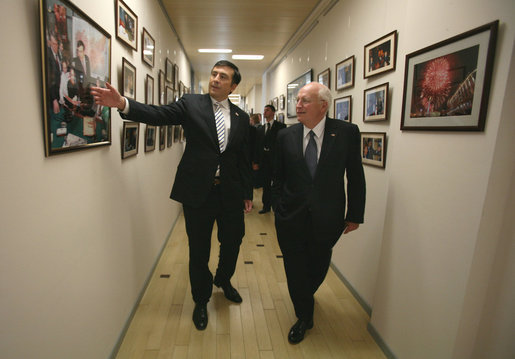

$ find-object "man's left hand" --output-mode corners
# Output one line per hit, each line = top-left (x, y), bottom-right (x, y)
(244, 200), (253, 213)
(344, 222), (359, 234)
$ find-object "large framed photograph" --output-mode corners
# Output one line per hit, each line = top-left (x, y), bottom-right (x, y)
(400, 21), (498, 131)
(145, 74), (154, 105)
(317, 68), (330, 89)
(39, 0), (112, 156)
(144, 125), (156, 152)
(142, 28), (155, 67)
(335, 56), (355, 91)
(364, 30), (397, 78)
(361, 132), (386, 168)
(122, 57), (136, 100)
(364, 82), (389, 122)
(287, 69), (312, 118)
(116, 0), (137, 50)
(122, 121), (139, 159)
(334, 95), (352, 122)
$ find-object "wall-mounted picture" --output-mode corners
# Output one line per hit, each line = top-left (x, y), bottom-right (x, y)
(173, 125), (180, 143)
(272, 97), (279, 111)
(122, 57), (135, 100)
(287, 69), (312, 118)
(361, 132), (386, 168)
(173, 64), (179, 90)
(167, 125), (173, 147)
(122, 121), (139, 159)
(142, 28), (154, 67)
(116, 0), (137, 51)
(166, 86), (174, 105)
(179, 81), (185, 98)
(145, 74), (154, 105)
(335, 56), (355, 91)
(364, 82), (389, 122)
(159, 126), (166, 150)
(165, 58), (173, 83)
(39, 0), (112, 156)
(279, 94), (285, 110)
(317, 68), (330, 89)
(159, 70), (165, 105)
(364, 30), (397, 78)
(144, 124), (156, 152)
(334, 95), (352, 122)
(277, 113), (285, 123)
(400, 21), (498, 131)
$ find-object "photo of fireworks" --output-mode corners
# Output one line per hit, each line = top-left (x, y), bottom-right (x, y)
(410, 45), (479, 118)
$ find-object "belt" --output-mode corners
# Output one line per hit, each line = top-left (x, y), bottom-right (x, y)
(213, 177), (221, 185)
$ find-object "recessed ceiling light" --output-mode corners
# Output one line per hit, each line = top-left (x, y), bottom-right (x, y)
(232, 55), (264, 60)
(198, 49), (232, 53)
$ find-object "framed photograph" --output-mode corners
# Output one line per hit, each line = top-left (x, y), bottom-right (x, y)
(165, 58), (173, 83)
(166, 86), (174, 105)
(144, 124), (156, 152)
(277, 113), (285, 123)
(179, 81), (185, 98)
(159, 70), (165, 105)
(361, 132), (386, 168)
(142, 28), (155, 67)
(159, 126), (166, 150)
(364, 82), (389, 122)
(145, 74), (154, 105)
(116, 0), (137, 51)
(287, 69), (312, 118)
(334, 95), (352, 122)
(336, 56), (355, 91)
(364, 30), (397, 78)
(122, 121), (139, 159)
(400, 21), (498, 131)
(317, 68), (330, 89)
(166, 125), (173, 147)
(279, 94), (285, 110)
(272, 97), (279, 111)
(39, 0), (112, 156)
(173, 64), (179, 90)
(122, 57), (136, 100)
(173, 125), (180, 143)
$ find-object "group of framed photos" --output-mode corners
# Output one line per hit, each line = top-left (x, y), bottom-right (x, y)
(122, 123), (184, 159)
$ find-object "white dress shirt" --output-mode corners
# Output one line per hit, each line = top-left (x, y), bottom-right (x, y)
(303, 117), (326, 161)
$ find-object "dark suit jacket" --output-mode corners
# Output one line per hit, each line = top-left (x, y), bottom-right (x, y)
(272, 118), (366, 248)
(121, 94), (252, 209)
(255, 120), (286, 167)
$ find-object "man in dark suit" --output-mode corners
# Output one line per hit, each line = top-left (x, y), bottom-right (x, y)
(272, 82), (366, 344)
(91, 61), (253, 331)
(71, 40), (91, 96)
(255, 105), (286, 213)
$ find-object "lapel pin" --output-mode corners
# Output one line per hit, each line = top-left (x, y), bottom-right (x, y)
(331, 133), (336, 136)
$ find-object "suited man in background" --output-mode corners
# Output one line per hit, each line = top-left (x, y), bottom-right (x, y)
(255, 105), (285, 213)
(91, 61), (253, 331)
(272, 82), (366, 344)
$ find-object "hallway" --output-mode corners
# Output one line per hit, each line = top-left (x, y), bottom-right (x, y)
(114, 189), (386, 359)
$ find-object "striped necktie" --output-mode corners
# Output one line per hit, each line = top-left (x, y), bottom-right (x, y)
(214, 102), (225, 152)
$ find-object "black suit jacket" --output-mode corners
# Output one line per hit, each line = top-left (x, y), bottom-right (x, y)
(255, 120), (286, 166)
(272, 118), (366, 248)
(121, 94), (252, 209)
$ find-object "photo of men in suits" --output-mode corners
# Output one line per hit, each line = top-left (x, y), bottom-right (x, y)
(272, 82), (366, 344)
(91, 61), (253, 331)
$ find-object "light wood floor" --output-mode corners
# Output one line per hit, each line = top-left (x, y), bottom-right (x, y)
(115, 189), (386, 359)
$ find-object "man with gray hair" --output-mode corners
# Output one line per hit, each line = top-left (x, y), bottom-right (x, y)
(272, 82), (366, 343)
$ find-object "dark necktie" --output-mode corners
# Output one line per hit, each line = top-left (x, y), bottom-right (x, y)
(266, 122), (270, 134)
(305, 130), (317, 178)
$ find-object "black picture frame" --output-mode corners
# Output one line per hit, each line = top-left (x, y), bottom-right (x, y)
(317, 68), (330, 89)
(361, 132), (387, 168)
(122, 121), (139, 159)
(400, 21), (498, 131)
(364, 30), (397, 78)
(364, 82), (389, 122)
(287, 69), (312, 118)
(165, 58), (173, 83)
(144, 124), (156, 152)
(122, 57), (136, 100)
(142, 28), (155, 67)
(116, 0), (138, 51)
(166, 125), (173, 148)
(334, 95), (352, 122)
(336, 55), (355, 91)
(145, 74), (154, 105)
(39, 0), (112, 156)
(159, 126), (166, 150)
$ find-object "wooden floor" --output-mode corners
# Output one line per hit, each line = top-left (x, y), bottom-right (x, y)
(115, 189), (386, 359)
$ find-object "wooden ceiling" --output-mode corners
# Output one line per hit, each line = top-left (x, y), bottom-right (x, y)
(160, 0), (322, 96)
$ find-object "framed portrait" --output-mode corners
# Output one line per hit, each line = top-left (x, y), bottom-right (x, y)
(145, 74), (154, 105)
(39, 0), (112, 156)
(277, 113), (285, 123)
(364, 30), (397, 78)
(165, 58), (173, 83)
(173, 64), (179, 90)
(287, 69), (312, 118)
(144, 124), (156, 152)
(400, 21), (498, 131)
(166, 125), (173, 147)
(336, 56), (355, 91)
(122, 57), (136, 100)
(272, 97), (279, 111)
(364, 82), (389, 122)
(116, 0), (137, 51)
(173, 125), (180, 143)
(279, 94), (285, 110)
(166, 86), (174, 105)
(334, 95), (352, 122)
(142, 28), (154, 67)
(361, 132), (386, 168)
(317, 68), (330, 89)
(159, 70), (165, 105)
(122, 121), (139, 159)
(159, 126), (166, 150)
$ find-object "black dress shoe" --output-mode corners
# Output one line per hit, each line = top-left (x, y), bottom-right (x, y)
(214, 280), (243, 303)
(259, 208), (270, 214)
(192, 303), (208, 330)
(288, 319), (313, 344)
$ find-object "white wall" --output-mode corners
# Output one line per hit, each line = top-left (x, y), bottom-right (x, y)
(0, 0), (189, 358)
(245, 84), (263, 116)
(263, 0), (515, 358)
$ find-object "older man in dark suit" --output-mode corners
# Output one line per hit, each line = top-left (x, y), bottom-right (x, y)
(91, 61), (253, 331)
(272, 82), (366, 344)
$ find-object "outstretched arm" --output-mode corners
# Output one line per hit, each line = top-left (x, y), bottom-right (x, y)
(90, 82), (126, 111)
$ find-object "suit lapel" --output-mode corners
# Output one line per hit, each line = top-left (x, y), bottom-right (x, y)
(318, 118), (337, 166)
(292, 125), (312, 178)
(227, 101), (240, 148)
(202, 94), (220, 150)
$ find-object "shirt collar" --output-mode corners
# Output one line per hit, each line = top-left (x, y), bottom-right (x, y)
(303, 116), (326, 139)
(210, 96), (229, 109)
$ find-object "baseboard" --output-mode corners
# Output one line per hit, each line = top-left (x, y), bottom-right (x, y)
(367, 322), (397, 359)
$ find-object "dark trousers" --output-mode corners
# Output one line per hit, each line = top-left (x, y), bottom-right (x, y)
(260, 154), (272, 209)
(183, 185), (244, 304)
(277, 216), (333, 322)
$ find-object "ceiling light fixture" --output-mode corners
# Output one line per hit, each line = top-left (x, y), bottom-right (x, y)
(231, 55), (264, 60)
(198, 49), (232, 53)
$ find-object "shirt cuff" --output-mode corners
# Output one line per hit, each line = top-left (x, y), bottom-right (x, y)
(120, 97), (130, 114)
